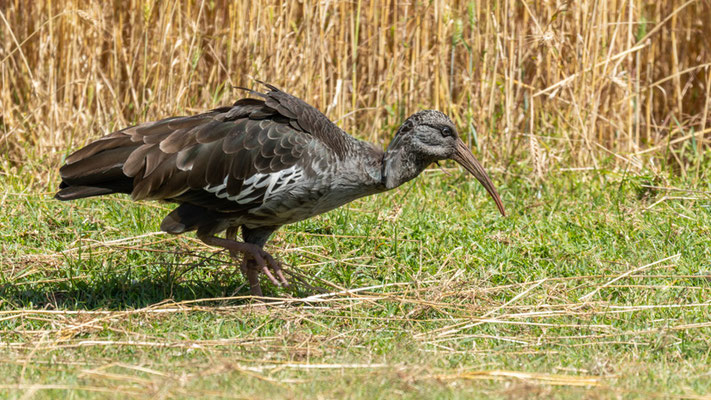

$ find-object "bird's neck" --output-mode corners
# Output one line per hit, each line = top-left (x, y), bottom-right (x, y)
(381, 137), (430, 190)
(341, 135), (430, 192)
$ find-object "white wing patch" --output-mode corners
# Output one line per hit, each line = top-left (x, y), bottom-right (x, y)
(203, 166), (304, 205)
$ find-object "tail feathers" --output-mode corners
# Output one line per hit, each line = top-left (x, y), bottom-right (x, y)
(55, 185), (126, 200)
(64, 131), (132, 164)
(57, 144), (137, 200)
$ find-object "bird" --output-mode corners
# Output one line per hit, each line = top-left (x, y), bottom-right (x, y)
(56, 82), (506, 296)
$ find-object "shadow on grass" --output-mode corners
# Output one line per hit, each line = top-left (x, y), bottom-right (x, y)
(1, 277), (247, 311)
(0, 254), (309, 310)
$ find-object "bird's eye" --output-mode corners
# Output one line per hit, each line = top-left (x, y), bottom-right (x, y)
(441, 126), (453, 137)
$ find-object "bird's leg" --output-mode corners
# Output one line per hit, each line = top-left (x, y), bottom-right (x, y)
(224, 226), (240, 257)
(199, 231), (288, 295)
(225, 227), (263, 296)
(240, 258), (263, 297)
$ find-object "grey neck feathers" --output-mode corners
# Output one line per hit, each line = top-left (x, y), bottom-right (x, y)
(381, 134), (431, 190)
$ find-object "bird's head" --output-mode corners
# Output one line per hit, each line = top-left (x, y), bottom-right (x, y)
(384, 110), (506, 216)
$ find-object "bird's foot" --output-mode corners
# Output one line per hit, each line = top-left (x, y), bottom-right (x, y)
(198, 233), (288, 294)
(235, 245), (288, 289)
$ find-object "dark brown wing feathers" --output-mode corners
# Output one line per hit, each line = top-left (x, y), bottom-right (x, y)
(256, 82), (347, 156)
(56, 83), (346, 233)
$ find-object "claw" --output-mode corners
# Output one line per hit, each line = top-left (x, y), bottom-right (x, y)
(246, 249), (286, 287)
(263, 253), (289, 287)
(260, 265), (280, 286)
(198, 233), (289, 293)
(276, 270), (289, 286)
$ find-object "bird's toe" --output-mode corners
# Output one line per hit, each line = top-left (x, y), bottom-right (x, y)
(242, 249), (288, 288)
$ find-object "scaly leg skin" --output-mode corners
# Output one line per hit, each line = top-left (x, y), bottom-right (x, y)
(226, 227), (262, 297)
(225, 227), (267, 301)
(240, 258), (263, 297)
(199, 229), (287, 297)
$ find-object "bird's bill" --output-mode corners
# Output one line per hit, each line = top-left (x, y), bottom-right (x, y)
(451, 139), (506, 216)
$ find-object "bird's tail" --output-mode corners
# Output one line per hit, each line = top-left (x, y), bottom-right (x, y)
(55, 132), (137, 201)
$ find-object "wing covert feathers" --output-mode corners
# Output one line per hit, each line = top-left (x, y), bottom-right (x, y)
(56, 83), (346, 235)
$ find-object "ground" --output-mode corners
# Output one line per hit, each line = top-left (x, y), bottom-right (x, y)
(1, 163), (710, 399)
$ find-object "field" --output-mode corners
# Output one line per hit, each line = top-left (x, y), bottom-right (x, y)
(2, 167), (711, 398)
(2, 0), (711, 399)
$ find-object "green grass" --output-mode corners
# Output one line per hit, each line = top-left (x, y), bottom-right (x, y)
(1, 162), (710, 399)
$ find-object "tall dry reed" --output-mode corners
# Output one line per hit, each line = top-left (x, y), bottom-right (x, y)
(1, 0), (709, 176)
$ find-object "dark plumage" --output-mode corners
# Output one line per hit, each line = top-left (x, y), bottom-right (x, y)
(57, 82), (505, 296)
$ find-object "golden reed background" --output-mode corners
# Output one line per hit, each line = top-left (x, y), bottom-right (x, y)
(1, 0), (710, 173)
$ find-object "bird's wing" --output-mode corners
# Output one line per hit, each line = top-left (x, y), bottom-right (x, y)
(254, 82), (349, 159)
(63, 87), (346, 215)
(138, 101), (330, 210)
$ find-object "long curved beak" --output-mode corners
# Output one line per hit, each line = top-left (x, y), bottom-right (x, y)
(451, 139), (506, 216)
